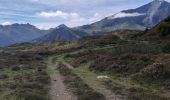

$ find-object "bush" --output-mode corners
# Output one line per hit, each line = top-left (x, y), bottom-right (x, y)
(89, 54), (153, 76)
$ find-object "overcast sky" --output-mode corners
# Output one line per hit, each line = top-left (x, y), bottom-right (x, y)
(0, 0), (169, 29)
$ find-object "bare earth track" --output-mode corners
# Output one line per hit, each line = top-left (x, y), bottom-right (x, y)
(61, 59), (123, 100)
(47, 57), (77, 100)
(47, 55), (124, 100)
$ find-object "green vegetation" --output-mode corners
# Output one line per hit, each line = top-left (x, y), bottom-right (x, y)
(0, 49), (50, 100)
(104, 80), (168, 100)
(1, 22), (170, 100)
(62, 30), (170, 99)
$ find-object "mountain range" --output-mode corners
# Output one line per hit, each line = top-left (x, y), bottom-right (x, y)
(0, 0), (170, 46)
(0, 23), (47, 46)
(75, 0), (170, 34)
(34, 24), (88, 43)
(144, 16), (170, 39)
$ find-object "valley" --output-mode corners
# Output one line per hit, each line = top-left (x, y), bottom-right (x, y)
(0, 0), (170, 100)
(1, 24), (170, 99)
(1, 0), (170, 47)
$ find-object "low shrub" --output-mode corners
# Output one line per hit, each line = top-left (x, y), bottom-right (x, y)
(89, 54), (153, 76)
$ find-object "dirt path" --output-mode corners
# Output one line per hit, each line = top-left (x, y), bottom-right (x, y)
(58, 55), (74, 69)
(73, 67), (124, 100)
(47, 57), (77, 100)
(60, 58), (124, 100)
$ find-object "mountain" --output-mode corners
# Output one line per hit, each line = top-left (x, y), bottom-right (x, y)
(75, 0), (170, 34)
(0, 23), (47, 46)
(1, 0), (170, 46)
(143, 16), (170, 39)
(34, 24), (88, 43)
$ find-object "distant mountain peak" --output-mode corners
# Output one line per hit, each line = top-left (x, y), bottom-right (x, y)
(153, 0), (165, 2)
(34, 24), (88, 43)
(143, 0), (170, 27)
(152, 0), (170, 5)
(151, 0), (167, 5)
(57, 24), (68, 28)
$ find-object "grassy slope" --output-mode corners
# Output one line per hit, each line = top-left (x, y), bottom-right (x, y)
(0, 28), (170, 100)
(62, 31), (170, 100)
(0, 46), (50, 100)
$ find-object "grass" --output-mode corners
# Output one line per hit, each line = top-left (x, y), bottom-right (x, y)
(0, 68), (33, 79)
(46, 57), (58, 75)
(1, 29), (170, 100)
(64, 55), (170, 100)
(72, 63), (102, 90)
(47, 66), (57, 75)
(0, 51), (50, 100)
(104, 80), (169, 100)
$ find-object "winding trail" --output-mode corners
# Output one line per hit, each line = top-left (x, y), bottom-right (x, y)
(47, 56), (77, 100)
(47, 55), (124, 100)
(59, 57), (124, 100)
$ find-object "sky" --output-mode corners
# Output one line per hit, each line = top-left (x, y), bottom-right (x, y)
(0, 0), (169, 29)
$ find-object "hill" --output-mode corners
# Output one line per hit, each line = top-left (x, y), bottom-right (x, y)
(1, 24), (170, 100)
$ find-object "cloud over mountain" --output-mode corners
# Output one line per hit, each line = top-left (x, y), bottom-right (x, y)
(108, 12), (145, 19)
(36, 10), (102, 29)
